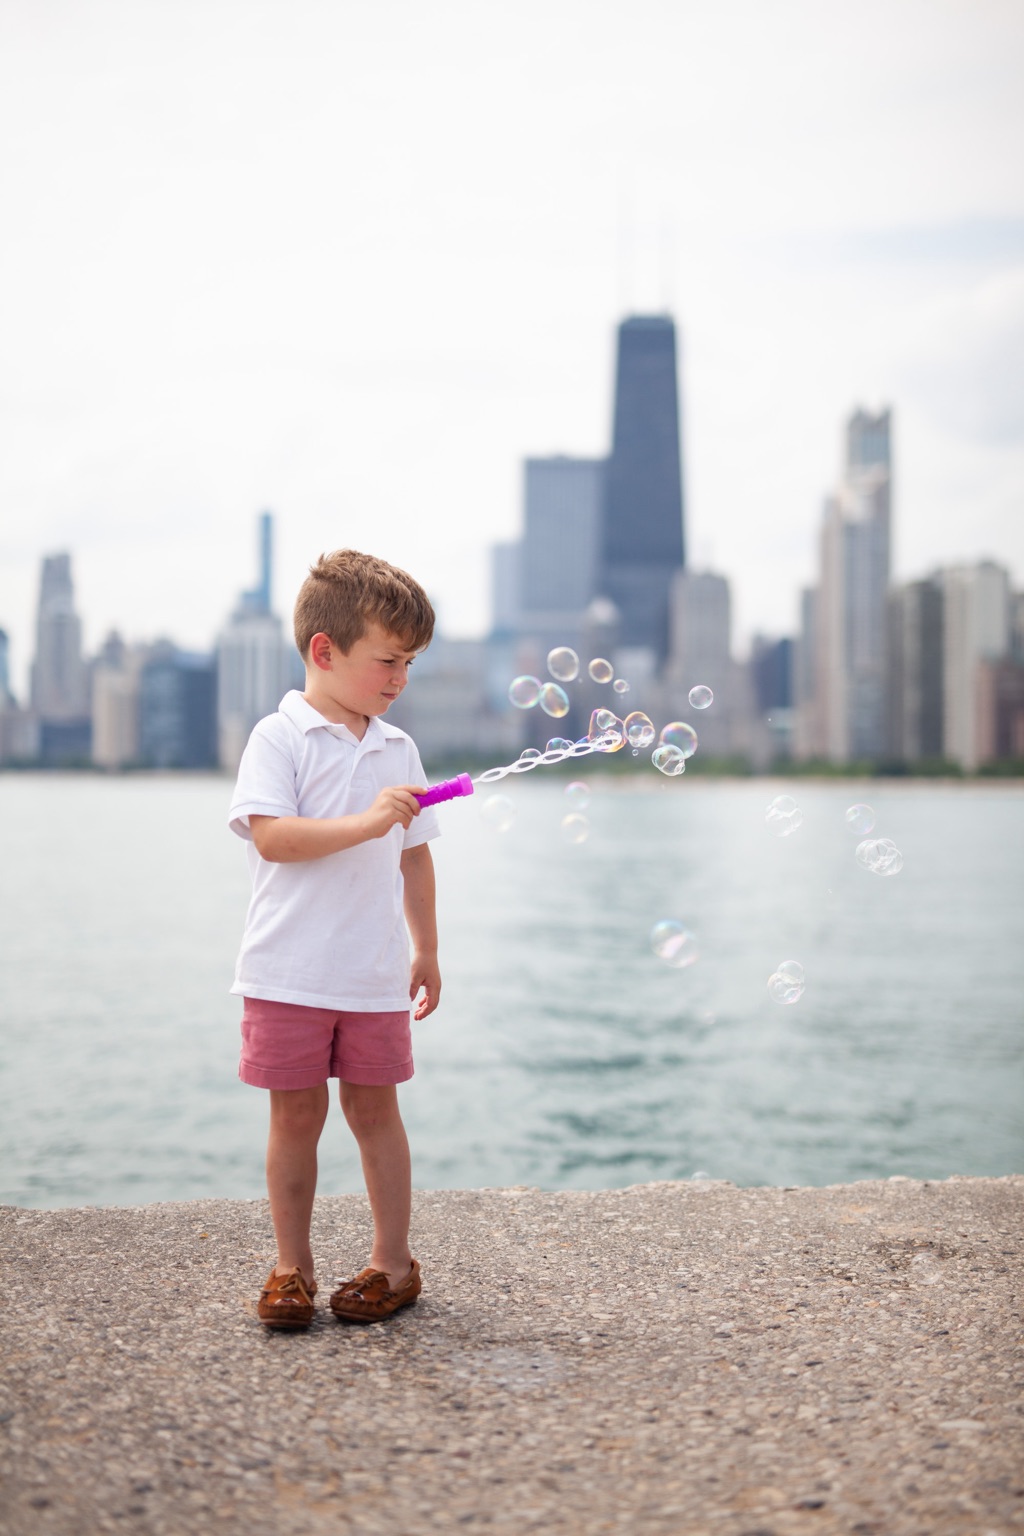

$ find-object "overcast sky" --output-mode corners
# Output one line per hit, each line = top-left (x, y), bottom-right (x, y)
(1, 0), (1022, 695)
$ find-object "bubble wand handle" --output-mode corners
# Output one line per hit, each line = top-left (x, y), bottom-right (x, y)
(414, 772), (475, 808)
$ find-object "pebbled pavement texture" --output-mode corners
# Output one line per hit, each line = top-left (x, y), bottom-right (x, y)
(1, 1176), (1022, 1535)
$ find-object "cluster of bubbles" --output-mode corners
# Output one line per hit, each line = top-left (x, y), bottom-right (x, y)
(765, 793), (803, 837)
(855, 837), (904, 876)
(649, 919), (699, 969)
(843, 802), (903, 875)
(507, 674), (570, 718)
(767, 960), (806, 1005)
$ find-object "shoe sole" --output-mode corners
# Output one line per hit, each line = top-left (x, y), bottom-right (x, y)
(329, 1294), (419, 1324)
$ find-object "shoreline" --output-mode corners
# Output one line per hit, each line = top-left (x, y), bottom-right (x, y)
(2, 1175), (1021, 1534)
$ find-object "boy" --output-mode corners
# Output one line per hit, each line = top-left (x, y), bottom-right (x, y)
(228, 548), (441, 1330)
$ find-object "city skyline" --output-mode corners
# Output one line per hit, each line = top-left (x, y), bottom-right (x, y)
(1, 2), (1022, 696)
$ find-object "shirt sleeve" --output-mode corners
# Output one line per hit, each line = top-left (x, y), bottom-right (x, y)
(402, 739), (441, 850)
(228, 718), (299, 840)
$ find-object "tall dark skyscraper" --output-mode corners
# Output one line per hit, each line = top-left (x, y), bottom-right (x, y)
(598, 315), (686, 660)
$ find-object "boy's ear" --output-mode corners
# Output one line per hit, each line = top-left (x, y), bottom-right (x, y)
(309, 633), (333, 671)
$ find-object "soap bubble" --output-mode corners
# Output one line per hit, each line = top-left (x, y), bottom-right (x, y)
(545, 737), (573, 754)
(767, 960), (805, 1004)
(688, 684), (714, 709)
(660, 721), (698, 759)
(845, 803), (876, 836)
(510, 748), (542, 773)
(538, 682), (570, 718)
(652, 744), (686, 776)
(624, 711), (656, 749)
(479, 795), (516, 833)
(650, 919), (699, 969)
(613, 678), (630, 694)
(561, 813), (590, 845)
(476, 765), (512, 783)
(564, 780), (590, 809)
(547, 646), (579, 682)
(588, 657), (614, 684)
(765, 794), (803, 837)
(508, 675), (541, 709)
(588, 709), (625, 752)
(855, 837), (903, 876)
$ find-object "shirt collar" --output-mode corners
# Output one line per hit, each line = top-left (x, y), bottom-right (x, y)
(278, 690), (401, 750)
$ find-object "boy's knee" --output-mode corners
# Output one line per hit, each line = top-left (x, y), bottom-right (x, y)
(269, 1085), (329, 1136)
(339, 1082), (399, 1135)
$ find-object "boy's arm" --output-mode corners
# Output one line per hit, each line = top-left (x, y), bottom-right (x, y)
(249, 785), (423, 863)
(401, 841), (440, 1021)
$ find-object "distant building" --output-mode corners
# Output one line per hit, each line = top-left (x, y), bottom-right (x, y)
(942, 560), (1011, 771)
(216, 512), (298, 771)
(886, 578), (944, 763)
(811, 408), (892, 763)
(659, 569), (754, 759)
(30, 552), (92, 764)
(140, 645), (217, 769)
(521, 455), (605, 622)
(749, 635), (795, 761)
(0, 627), (11, 705)
(597, 315), (686, 665)
(92, 632), (144, 769)
(793, 587), (821, 760)
(490, 542), (522, 636)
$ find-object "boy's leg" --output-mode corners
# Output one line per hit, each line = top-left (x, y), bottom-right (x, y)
(339, 1082), (413, 1288)
(266, 1083), (330, 1283)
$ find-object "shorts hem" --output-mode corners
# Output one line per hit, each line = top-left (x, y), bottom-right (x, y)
(333, 1060), (414, 1087)
(239, 1061), (329, 1091)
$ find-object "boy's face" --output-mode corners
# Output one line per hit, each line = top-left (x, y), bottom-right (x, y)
(304, 622), (418, 729)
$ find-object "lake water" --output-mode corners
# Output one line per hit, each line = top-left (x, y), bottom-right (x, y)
(1, 771), (1021, 1209)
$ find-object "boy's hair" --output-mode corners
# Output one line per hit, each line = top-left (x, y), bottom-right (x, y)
(294, 549), (435, 658)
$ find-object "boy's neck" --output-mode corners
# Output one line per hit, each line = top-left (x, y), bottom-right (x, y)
(301, 686), (370, 739)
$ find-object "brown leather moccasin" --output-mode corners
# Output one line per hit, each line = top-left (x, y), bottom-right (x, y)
(257, 1266), (317, 1329)
(329, 1259), (421, 1323)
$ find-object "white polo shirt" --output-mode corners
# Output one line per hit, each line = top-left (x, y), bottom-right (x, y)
(228, 690), (440, 1011)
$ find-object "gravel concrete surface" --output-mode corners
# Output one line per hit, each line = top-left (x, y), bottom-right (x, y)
(1, 1177), (1022, 1536)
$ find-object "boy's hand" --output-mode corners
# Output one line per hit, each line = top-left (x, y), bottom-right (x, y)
(410, 951), (441, 1020)
(361, 785), (423, 839)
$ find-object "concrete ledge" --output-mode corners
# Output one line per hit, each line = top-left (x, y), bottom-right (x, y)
(1, 1176), (1022, 1535)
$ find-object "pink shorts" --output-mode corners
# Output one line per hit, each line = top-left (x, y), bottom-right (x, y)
(239, 997), (413, 1090)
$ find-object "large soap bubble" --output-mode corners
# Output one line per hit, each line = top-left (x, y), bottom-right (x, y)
(650, 919), (699, 969)
(765, 794), (803, 837)
(537, 682), (570, 718)
(767, 960), (805, 1004)
(547, 647), (579, 683)
(659, 722), (698, 760)
(508, 675), (541, 709)
(855, 837), (903, 876)
(564, 780), (591, 809)
(688, 684), (714, 709)
(588, 657), (614, 684)
(845, 803), (876, 836)
(624, 711), (656, 750)
(652, 744), (686, 776)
